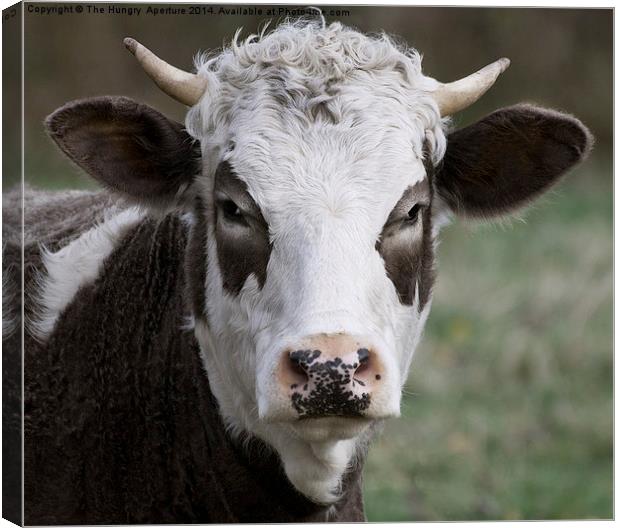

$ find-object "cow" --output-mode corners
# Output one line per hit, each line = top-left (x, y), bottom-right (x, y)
(8, 19), (592, 524)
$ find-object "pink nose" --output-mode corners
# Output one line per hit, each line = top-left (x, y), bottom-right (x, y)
(278, 334), (384, 418)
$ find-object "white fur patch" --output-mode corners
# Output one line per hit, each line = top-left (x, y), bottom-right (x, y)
(30, 207), (144, 340)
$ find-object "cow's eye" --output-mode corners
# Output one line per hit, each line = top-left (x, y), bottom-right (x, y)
(406, 204), (421, 223)
(219, 199), (248, 226)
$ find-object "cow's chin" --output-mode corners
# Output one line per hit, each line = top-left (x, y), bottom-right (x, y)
(288, 416), (373, 443)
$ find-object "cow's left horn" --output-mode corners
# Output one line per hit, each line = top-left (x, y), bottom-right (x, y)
(123, 37), (207, 106)
(432, 58), (510, 116)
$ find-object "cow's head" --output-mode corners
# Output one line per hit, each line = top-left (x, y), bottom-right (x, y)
(46, 20), (592, 504)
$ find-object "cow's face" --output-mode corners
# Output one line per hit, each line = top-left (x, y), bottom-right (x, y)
(46, 21), (592, 504)
(185, 78), (446, 499)
(192, 73), (443, 423)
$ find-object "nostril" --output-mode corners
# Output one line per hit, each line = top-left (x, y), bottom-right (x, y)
(287, 349), (321, 386)
(289, 358), (307, 379)
(357, 348), (370, 363)
(354, 348), (371, 376)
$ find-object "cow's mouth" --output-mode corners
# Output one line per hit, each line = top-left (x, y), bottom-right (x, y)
(288, 415), (373, 442)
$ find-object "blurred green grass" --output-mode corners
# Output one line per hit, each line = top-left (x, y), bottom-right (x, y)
(363, 163), (612, 521)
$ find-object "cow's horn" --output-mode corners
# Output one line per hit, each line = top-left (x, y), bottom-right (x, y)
(432, 58), (510, 116)
(123, 37), (207, 106)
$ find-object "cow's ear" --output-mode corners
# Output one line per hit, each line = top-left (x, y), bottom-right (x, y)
(435, 104), (593, 218)
(45, 96), (200, 208)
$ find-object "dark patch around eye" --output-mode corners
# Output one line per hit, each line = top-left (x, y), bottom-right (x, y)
(214, 162), (271, 295)
(376, 152), (436, 310)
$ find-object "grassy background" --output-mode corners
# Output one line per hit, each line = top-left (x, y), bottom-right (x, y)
(10, 4), (612, 522)
(364, 161), (612, 520)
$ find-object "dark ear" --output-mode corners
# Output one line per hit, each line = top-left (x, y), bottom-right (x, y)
(435, 104), (593, 218)
(45, 96), (200, 208)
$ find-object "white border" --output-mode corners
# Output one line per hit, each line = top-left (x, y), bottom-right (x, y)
(0, 1), (615, 528)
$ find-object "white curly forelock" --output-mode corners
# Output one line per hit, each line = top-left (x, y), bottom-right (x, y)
(186, 18), (447, 166)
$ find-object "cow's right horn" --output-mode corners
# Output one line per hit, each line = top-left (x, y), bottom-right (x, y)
(124, 37), (207, 106)
(432, 58), (510, 116)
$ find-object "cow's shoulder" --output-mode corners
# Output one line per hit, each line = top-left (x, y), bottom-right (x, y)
(22, 187), (149, 340)
(27, 203), (189, 342)
(24, 212), (199, 522)
(4, 186), (114, 339)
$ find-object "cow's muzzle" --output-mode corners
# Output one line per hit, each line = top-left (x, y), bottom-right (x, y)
(272, 333), (389, 420)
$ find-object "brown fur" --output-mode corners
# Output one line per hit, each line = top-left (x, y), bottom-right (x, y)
(45, 97), (201, 209)
(4, 187), (115, 524)
(2, 187), (23, 524)
(436, 104), (594, 218)
(184, 195), (209, 318)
